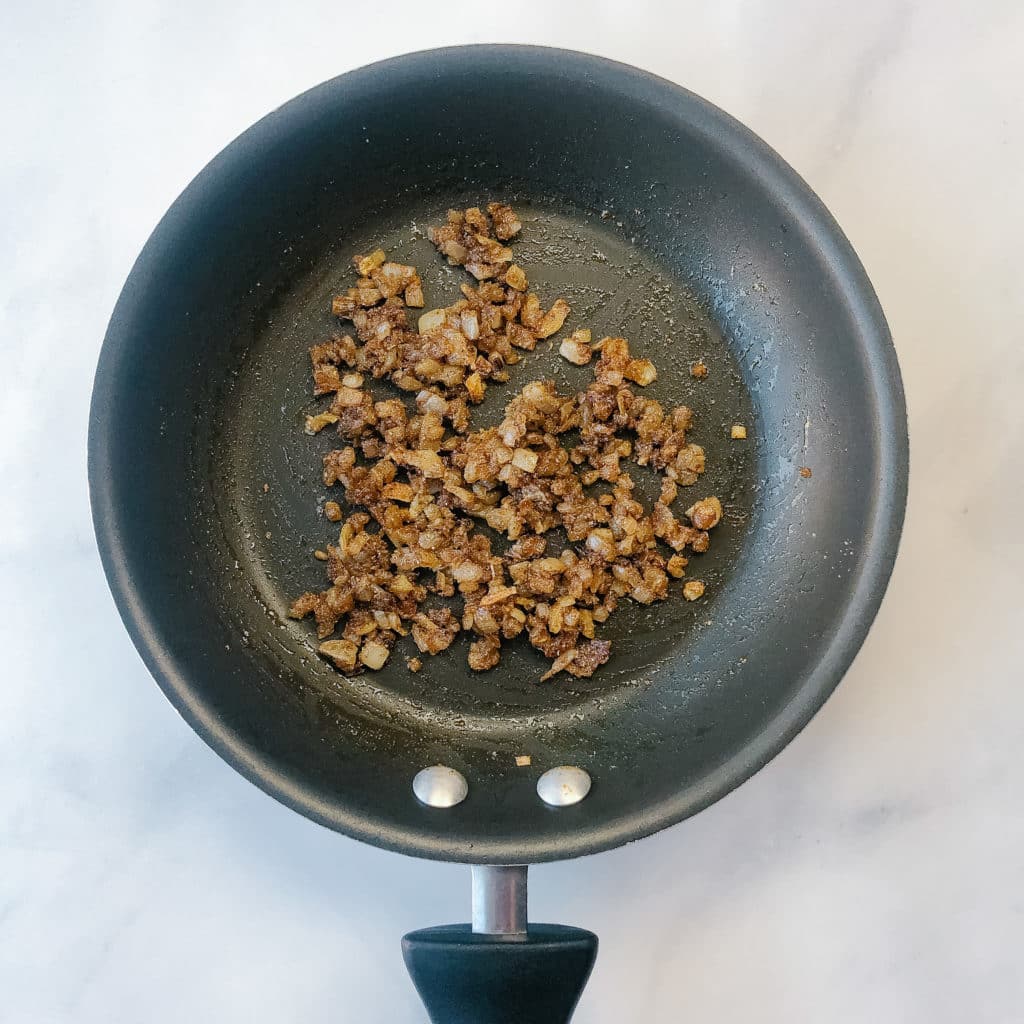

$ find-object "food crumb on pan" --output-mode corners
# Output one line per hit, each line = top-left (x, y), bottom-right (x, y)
(313, 549), (329, 561)
(689, 360), (708, 379)
(686, 496), (722, 531)
(263, 482), (270, 493)
(288, 203), (728, 682)
(305, 411), (340, 434)
(666, 554), (688, 578)
(730, 423), (747, 439)
(318, 638), (358, 672)
(359, 637), (392, 670)
(515, 754), (532, 767)
(559, 328), (593, 365)
(799, 466), (812, 478)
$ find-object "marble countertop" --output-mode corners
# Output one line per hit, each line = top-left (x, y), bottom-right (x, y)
(3, 2), (1023, 1021)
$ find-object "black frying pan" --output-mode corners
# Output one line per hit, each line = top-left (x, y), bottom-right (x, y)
(89, 46), (908, 1023)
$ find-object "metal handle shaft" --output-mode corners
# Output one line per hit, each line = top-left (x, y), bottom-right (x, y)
(471, 865), (528, 936)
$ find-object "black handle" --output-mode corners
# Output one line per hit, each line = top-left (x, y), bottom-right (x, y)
(402, 923), (598, 1024)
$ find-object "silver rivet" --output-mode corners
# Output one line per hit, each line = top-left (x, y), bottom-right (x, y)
(537, 766), (591, 807)
(413, 765), (468, 808)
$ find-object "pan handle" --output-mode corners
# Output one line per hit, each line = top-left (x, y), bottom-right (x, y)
(402, 923), (598, 1024)
(401, 866), (598, 1024)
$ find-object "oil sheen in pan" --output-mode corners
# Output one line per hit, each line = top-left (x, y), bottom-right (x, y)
(209, 198), (757, 734)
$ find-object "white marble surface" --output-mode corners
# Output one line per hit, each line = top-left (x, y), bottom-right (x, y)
(3, 2), (1023, 1021)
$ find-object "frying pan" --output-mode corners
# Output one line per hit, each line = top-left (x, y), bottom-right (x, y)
(89, 45), (908, 1023)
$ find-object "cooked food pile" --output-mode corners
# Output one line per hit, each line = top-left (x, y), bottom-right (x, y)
(290, 203), (723, 681)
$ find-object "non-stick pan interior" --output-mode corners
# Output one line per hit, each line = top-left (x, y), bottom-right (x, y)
(90, 47), (906, 862)
(217, 200), (758, 724)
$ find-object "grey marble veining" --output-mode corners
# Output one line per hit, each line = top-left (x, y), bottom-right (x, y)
(2, 2), (1023, 1021)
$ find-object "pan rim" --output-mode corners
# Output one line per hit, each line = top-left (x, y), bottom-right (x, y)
(89, 44), (908, 864)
